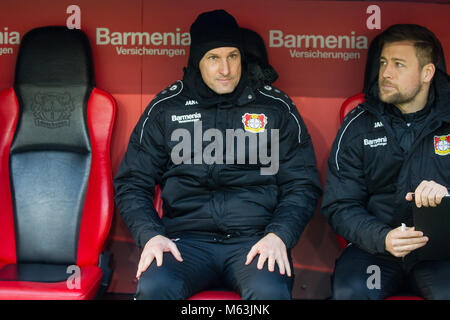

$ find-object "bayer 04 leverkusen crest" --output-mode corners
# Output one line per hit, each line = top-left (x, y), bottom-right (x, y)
(242, 113), (267, 133)
(434, 134), (450, 156)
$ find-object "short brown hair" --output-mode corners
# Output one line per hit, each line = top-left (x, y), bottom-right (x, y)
(378, 24), (443, 69)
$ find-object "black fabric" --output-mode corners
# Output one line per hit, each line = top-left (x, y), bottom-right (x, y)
(135, 235), (293, 300)
(0, 263), (70, 283)
(321, 69), (450, 255)
(11, 151), (90, 264)
(10, 85), (92, 153)
(332, 245), (450, 300)
(8, 26), (95, 265)
(241, 28), (279, 90)
(14, 26), (95, 86)
(381, 86), (434, 153)
(114, 81), (322, 250)
(12, 26), (93, 153)
(363, 34), (382, 95)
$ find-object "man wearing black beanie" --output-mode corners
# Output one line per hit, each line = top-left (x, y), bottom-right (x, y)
(114, 9), (321, 300)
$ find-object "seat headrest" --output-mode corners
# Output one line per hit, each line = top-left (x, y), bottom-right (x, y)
(11, 26), (93, 154)
(14, 26), (95, 87)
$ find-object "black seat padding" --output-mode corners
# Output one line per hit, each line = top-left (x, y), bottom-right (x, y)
(9, 26), (95, 268)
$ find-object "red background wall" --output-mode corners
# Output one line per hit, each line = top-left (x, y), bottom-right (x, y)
(1, 0), (449, 299)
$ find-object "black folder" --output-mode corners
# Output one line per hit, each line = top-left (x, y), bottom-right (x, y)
(413, 196), (450, 261)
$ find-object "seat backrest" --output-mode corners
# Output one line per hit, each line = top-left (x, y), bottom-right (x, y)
(0, 26), (116, 266)
(154, 185), (164, 218)
(339, 93), (365, 123)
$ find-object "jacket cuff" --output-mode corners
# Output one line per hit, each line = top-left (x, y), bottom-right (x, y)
(138, 230), (164, 249)
(375, 227), (391, 255)
(264, 224), (296, 249)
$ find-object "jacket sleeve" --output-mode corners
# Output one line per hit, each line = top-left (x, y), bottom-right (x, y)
(264, 101), (322, 249)
(113, 102), (168, 248)
(321, 110), (391, 255)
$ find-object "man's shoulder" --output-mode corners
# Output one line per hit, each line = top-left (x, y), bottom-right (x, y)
(337, 104), (381, 145)
(142, 80), (189, 116)
(152, 80), (186, 105)
(254, 84), (298, 111)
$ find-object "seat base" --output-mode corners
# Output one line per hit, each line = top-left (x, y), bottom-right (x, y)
(0, 262), (102, 300)
(188, 290), (241, 300)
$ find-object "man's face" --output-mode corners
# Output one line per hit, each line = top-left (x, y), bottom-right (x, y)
(199, 47), (242, 94)
(378, 41), (424, 107)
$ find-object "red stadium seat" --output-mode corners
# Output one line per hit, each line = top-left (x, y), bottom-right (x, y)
(339, 93), (365, 123)
(188, 290), (242, 300)
(336, 94), (423, 300)
(153, 186), (242, 300)
(0, 27), (116, 300)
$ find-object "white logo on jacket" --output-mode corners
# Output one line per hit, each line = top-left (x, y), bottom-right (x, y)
(364, 136), (387, 148)
(374, 121), (383, 128)
(171, 112), (201, 123)
(185, 100), (199, 106)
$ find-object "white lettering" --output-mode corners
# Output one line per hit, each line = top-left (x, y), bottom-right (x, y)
(181, 304), (216, 318)
(269, 30), (284, 48)
(66, 5), (81, 30)
(366, 5), (381, 30)
(366, 265), (381, 289)
(95, 27), (190, 46)
(364, 136), (388, 148)
(66, 265), (81, 289)
(171, 112), (202, 123)
(0, 28), (20, 45)
(269, 30), (368, 49)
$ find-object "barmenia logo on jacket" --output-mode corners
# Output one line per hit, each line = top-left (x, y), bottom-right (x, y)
(242, 113), (267, 133)
(172, 112), (201, 123)
(434, 135), (450, 156)
(363, 136), (387, 148)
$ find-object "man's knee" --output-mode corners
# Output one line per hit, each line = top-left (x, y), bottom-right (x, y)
(135, 268), (186, 300)
(419, 284), (450, 300)
(240, 274), (292, 300)
(332, 272), (385, 300)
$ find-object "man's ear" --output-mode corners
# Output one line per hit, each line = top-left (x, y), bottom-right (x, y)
(422, 63), (436, 84)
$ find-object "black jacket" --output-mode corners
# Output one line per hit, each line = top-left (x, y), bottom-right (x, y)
(114, 81), (322, 248)
(321, 70), (450, 255)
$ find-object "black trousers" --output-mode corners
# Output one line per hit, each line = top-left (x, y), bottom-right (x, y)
(135, 234), (294, 300)
(332, 244), (450, 300)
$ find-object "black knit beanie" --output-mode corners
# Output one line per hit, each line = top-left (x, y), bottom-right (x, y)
(188, 9), (243, 67)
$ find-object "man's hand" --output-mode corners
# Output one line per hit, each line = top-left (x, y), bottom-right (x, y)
(136, 235), (183, 280)
(385, 225), (428, 258)
(245, 233), (291, 277)
(405, 180), (448, 208)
